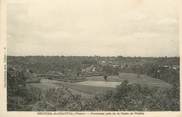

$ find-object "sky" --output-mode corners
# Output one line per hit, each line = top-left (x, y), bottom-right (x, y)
(7, 0), (179, 57)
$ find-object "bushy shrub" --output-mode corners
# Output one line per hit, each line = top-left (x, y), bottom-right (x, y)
(91, 80), (180, 111)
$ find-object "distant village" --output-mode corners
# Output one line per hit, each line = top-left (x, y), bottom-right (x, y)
(8, 56), (179, 84)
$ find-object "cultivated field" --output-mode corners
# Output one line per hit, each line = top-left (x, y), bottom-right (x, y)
(27, 72), (172, 99)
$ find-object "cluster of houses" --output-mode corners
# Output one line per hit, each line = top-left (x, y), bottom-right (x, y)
(159, 65), (179, 71)
(19, 59), (180, 82)
(80, 65), (103, 77)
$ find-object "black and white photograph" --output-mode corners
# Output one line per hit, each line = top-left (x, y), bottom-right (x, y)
(4, 0), (180, 112)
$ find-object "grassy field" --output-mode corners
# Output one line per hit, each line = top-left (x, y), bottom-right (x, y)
(28, 73), (172, 98)
(85, 73), (172, 88)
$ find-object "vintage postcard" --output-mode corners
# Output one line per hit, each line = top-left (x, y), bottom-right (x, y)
(0, 0), (181, 116)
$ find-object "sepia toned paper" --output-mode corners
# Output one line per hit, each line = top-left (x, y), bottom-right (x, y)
(0, 0), (182, 116)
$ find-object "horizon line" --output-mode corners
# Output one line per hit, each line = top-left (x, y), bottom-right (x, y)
(6, 55), (180, 58)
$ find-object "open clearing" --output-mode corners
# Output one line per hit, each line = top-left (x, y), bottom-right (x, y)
(28, 73), (172, 97)
(83, 73), (172, 88)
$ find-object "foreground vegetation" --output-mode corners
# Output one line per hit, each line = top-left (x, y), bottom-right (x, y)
(7, 68), (179, 111)
(8, 80), (179, 111)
